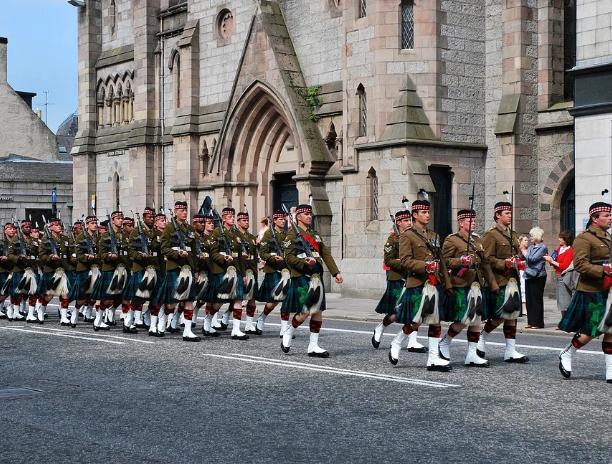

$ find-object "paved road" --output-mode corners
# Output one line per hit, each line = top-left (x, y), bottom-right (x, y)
(0, 309), (610, 464)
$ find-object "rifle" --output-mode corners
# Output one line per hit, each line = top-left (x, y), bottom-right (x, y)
(168, 208), (186, 251)
(503, 188), (520, 277)
(465, 182), (476, 256)
(388, 209), (400, 236)
(211, 208), (231, 255)
(282, 203), (313, 258)
(268, 215), (284, 255)
(105, 211), (119, 255)
(41, 215), (58, 257)
(12, 216), (28, 257)
(133, 211), (150, 255)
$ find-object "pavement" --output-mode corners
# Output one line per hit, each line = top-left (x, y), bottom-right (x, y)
(0, 297), (610, 464)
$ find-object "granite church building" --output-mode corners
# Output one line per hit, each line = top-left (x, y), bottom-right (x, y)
(72, 0), (580, 297)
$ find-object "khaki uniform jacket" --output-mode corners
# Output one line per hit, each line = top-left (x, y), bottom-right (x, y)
(98, 227), (130, 272)
(75, 231), (100, 272)
(284, 226), (339, 278)
(6, 235), (28, 272)
(259, 227), (287, 273)
(442, 230), (498, 290)
(0, 239), (10, 272)
(482, 223), (520, 287)
(192, 230), (213, 273)
(160, 220), (195, 272)
(384, 233), (406, 282)
(574, 226), (612, 293)
(128, 225), (159, 273)
(26, 235), (41, 272)
(236, 228), (258, 273)
(39, 232), (70, 273)
(63, 234), (78, 272)
(399, 227), (451, 289)
(209, 226), (242, 275)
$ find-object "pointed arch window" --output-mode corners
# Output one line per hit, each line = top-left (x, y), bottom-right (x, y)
(357, 84), (367, 137)
(358, 0), (367, 18)
(169, 50), (181, 109)
(367, 167), (379, 221)
(401, 0), (414, 50)
(109, 0), (116, 36)
(113, 172), (120, 211)
(97, 86), (105, 128)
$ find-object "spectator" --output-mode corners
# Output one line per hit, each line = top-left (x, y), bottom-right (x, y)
(544, 230), (574, 329)
(518, 234), (529, 305)
(524, 227), (548, 329)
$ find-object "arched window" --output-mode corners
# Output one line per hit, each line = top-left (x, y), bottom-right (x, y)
(358, 0), (367, 18)
(97, 86), (105, 128)
(107, 84), (115, 125)
(114, 83), (122, 125)
(113, 172), (120, 211)
(109, 0), (116, 36)
(169, 50), (181, 109)
(200, 141), (210, 176)
(401, 0), (414, 50)
(357, 84), (367, 137)
(563, 0), (576, 100)
(367, 167), (378, 221)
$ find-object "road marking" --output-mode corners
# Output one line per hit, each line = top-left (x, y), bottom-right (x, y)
(37, 327), (156, 344)
(202, 352), (461, 388)
(263, 323), (604, 355)
(0, 326), (125, 345)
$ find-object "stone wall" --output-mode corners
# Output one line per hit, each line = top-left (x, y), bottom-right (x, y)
(576, 0), (612, 66)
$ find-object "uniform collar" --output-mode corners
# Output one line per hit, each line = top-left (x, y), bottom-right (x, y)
(588, 225), (611, 239)
(413, 225), (428, 235)
(495, 222), (509, 234)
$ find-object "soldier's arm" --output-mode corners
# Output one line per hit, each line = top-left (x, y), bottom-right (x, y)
(399, 231), (427, 275)
(160, 225), (181, 260)
(128, 229), (146, 264)
(319, 239), (340, 276)
(482, 232), (506, 273)
(210, 232), (230, 267)
(39, 238), (51, 265)
(480, 256), (499, 292)
(6, 241), (20, 265)
(383, 236), (404, 273)
(285, 234), (308, 272)
(259, 231), (277, 264)
(442, 236), (463, 270)
(573, 235), (604, 279)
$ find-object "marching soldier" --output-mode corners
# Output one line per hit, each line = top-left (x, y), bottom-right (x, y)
(280, 203), (343, 357)
(559, 201), (612, 383)
(207, 207), (248, 339)
(148, 212), (168, 337)
(4, 223), (25, 321)
(0, 225), (12, 318)
(388, 199), (452, 371)
(235, 210), (260, 335)
(64, 222), (81, 328)
(118, 216), (137, 332)
(255, 211), (291, 336)
(477, 202), (528, 363)
(25, 223), (43, 322)
(96, 211), (129, 330)
(189, 213), (213, 331)
(371, 209), (426, 352)
(439, 209), (496, 367)
(38, 218), (71, 325)
(159, 201), (200, 342)
(75, 216), (100, 325)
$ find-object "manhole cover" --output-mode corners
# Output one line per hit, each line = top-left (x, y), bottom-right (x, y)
(0, 388), (44, 399)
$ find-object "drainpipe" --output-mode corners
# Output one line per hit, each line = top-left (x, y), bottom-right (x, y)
(159, 15), (166, 208)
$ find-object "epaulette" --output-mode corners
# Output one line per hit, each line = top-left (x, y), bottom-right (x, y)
(471, 232), (481, 238)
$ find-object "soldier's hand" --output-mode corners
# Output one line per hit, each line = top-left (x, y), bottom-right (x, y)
(224, 255), (233, 263)
(273, 255), (284, 262)
(86, 254), (95, 260)
(109, 253), (118, 260)
(305, 257), (316, 266)
(425, 260), (438, 274)
(51, 254), (60, 261)
(179, 250), (188, 257)
(335, 273), (343, 284)
(460, 255), (473, 267)
(0, 256), (6, 261)
(604, 263), (612, 276)
(504, 258), (515, 269)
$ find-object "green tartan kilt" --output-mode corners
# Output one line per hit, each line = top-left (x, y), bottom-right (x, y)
(204, 270), (245, 304)
(66, 271), (79, 302)
(123, 270), (143, 302)
(161, 268), (198, 304)
(0, 272), (11, 296)
(394, 284), (449, 324)
(374, 279), (404, 315)
(91, 269), (128, 301)
(256, 271), (282, 303)
(483, 285), (524, 320)
(280, 275), (326, 314)
(559, 290), (608, 337)
(444, 286), (489, 323)
(10, 271), (24, 296)
(75, 270), (91, 301)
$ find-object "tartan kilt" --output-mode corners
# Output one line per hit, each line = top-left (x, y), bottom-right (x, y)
(559, 290), (607, 338)
(205, 270), (244, 304)
(161, 268), (198, 305)
(40, 270), (69, 298)
(123, 269), (143, 302)
(256, 271), (281, 303)
(483, 285), (524, 320)
(374, 279), (404, 315)
(75, 270), (91, 301)
(0, 272), (10, 296)
(280, 275), (327, 314)
(394, 284), (449, 324)
(92, 269), (126, 301)
(443, 286), (488, 323)
(150, 270), (166, 306)
(66, 270), (79, 302)
(10, 271), (24, 295)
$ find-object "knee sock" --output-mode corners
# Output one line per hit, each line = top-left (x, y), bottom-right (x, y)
(503, 324), (516, 339)
(309, 319), (322, 333)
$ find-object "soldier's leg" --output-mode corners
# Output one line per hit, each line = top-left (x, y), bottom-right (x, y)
(307, 312), (328, 358)
(163, 304), (177, 333)
(0, 296), (6, 318)
(603, 335), (612, 383)
(502, 320), (528, 363)
(372, 313), (396, 349)
(26, 295), (38, 323)
(244, 300), (260, 335)
(132, 298), (144, 328)
(168, 304), (181, 333)
(202, 303), (219, 337)
(558, 332), (590, 378)
(147, 302), (161, 336)
(230, 300), (248, 340)
(426, 324), (451, 372)
(182, 302), (200, 342)
(122, 300), (138, 334)
(476, 318), (503, 358)
(464, 324), (489, 367)
(389, 323), (418, 365)
(8, 295), (25, 321)
(255, 301), (277, 333)
(439, 322), (465, 360)
(93, 301), (110, 331)
(59, 296), (71, 326)
(70, 300), (83, 327)
(281, 310), (310, 353)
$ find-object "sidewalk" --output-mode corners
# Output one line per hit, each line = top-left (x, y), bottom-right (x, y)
(323, 293), (565, 336)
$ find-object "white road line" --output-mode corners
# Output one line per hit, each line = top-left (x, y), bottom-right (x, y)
(37, 327), (156, 344)
(0, 326), (125, 345)
(202, 352), (461, 388)
(263, 323), (603, 355)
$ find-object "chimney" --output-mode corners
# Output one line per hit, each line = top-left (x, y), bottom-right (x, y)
(0, 37), (7, 84)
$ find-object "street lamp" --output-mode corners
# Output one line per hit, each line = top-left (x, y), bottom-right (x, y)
(67, 0), (86, 7)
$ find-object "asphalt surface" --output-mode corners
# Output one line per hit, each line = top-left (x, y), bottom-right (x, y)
(0, 307), (610, 464)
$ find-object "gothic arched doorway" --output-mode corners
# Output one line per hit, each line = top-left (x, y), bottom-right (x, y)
(560, 179), (575, 234)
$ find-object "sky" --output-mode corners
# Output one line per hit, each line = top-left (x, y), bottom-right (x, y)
(0, 0), (77, 132)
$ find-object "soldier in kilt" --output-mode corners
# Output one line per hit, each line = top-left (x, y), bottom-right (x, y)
(96, 211), (129, 330)
(439, 209), (497, 367)
(372, 209), (426, 352)
(190, 214), (213, 332)
(559, 202), (612, 383)
(159, 201), (200, 342)
(4, 222), (26, 321)
(255, 211), (290, 336)
(207, 207), (248, 340)
(25, 223), (44, 323)
(38, 218), (72, 326)
(74, 216), (100, 325)
(235, 211), (260, 335)
(280, 204), (343, 358)
(148, 212), (168, 337)
(477, 202), (529, 363)
(115, 217), (137, 333)
(388, 200), (452, 371)
(0, 227), (11, 318)
(63, 223), (81, 328)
